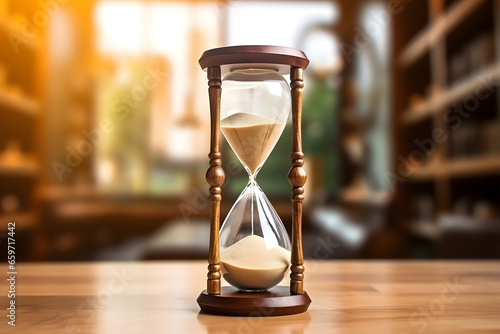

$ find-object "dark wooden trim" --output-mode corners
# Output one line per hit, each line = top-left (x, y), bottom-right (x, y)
(199, 45), (309, 70)
(197, 286), (311, 316)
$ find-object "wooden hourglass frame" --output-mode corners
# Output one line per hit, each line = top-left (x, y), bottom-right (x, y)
(197, 46), (310, 316)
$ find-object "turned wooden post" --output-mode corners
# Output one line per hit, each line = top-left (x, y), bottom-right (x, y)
(288, 66), (306, 295)
(206, 66), (224, 295)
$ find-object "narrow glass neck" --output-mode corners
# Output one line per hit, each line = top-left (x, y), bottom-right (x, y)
(244, 164), (261, 182)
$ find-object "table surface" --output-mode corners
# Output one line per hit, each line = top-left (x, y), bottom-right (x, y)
(2, 261), (500, 333)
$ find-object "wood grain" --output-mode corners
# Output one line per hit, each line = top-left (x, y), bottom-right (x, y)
(3, 261), (500, 333)
(206, 66), (224, 295)
(288, 66), (306, 295)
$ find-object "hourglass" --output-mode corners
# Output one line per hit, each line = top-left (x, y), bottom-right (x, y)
(197, 46), (310, 316)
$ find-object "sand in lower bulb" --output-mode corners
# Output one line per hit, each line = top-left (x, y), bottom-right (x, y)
(220, 235), (291, 291)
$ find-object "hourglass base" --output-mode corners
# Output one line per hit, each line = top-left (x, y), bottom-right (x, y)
(197, 286), (311, 316)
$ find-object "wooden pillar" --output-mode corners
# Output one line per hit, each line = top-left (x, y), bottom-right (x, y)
(206, 66), (224, 295)
(289, 66), (306, 295)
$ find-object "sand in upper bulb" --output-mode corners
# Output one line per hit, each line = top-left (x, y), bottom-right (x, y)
(220, 235), (291, 291)
(221, 113), (285, 175)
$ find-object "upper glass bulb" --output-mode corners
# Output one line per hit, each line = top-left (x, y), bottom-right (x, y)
(220, 69), (291, 176)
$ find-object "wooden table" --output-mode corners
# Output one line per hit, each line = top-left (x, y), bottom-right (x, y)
(2, 261), (500, 333)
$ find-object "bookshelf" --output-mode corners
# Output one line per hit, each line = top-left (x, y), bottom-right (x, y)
(409, 155), (500, 180)
(0, 1), (44, 236)
(399, 0), (488, 66)
(393, 0), (500, 244)
(401, 63), (500, 124)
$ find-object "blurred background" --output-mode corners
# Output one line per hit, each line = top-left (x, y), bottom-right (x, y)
(0, 0), (499, 261)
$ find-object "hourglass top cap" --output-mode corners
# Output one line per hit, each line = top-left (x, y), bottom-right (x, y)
(199, 45), (309, 75)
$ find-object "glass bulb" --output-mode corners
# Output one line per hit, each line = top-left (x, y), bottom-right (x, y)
(220, 69), (291, 176)
(219, 68), (292, 292)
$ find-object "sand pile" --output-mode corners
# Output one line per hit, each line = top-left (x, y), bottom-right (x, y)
(220, 235), (290, 291)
